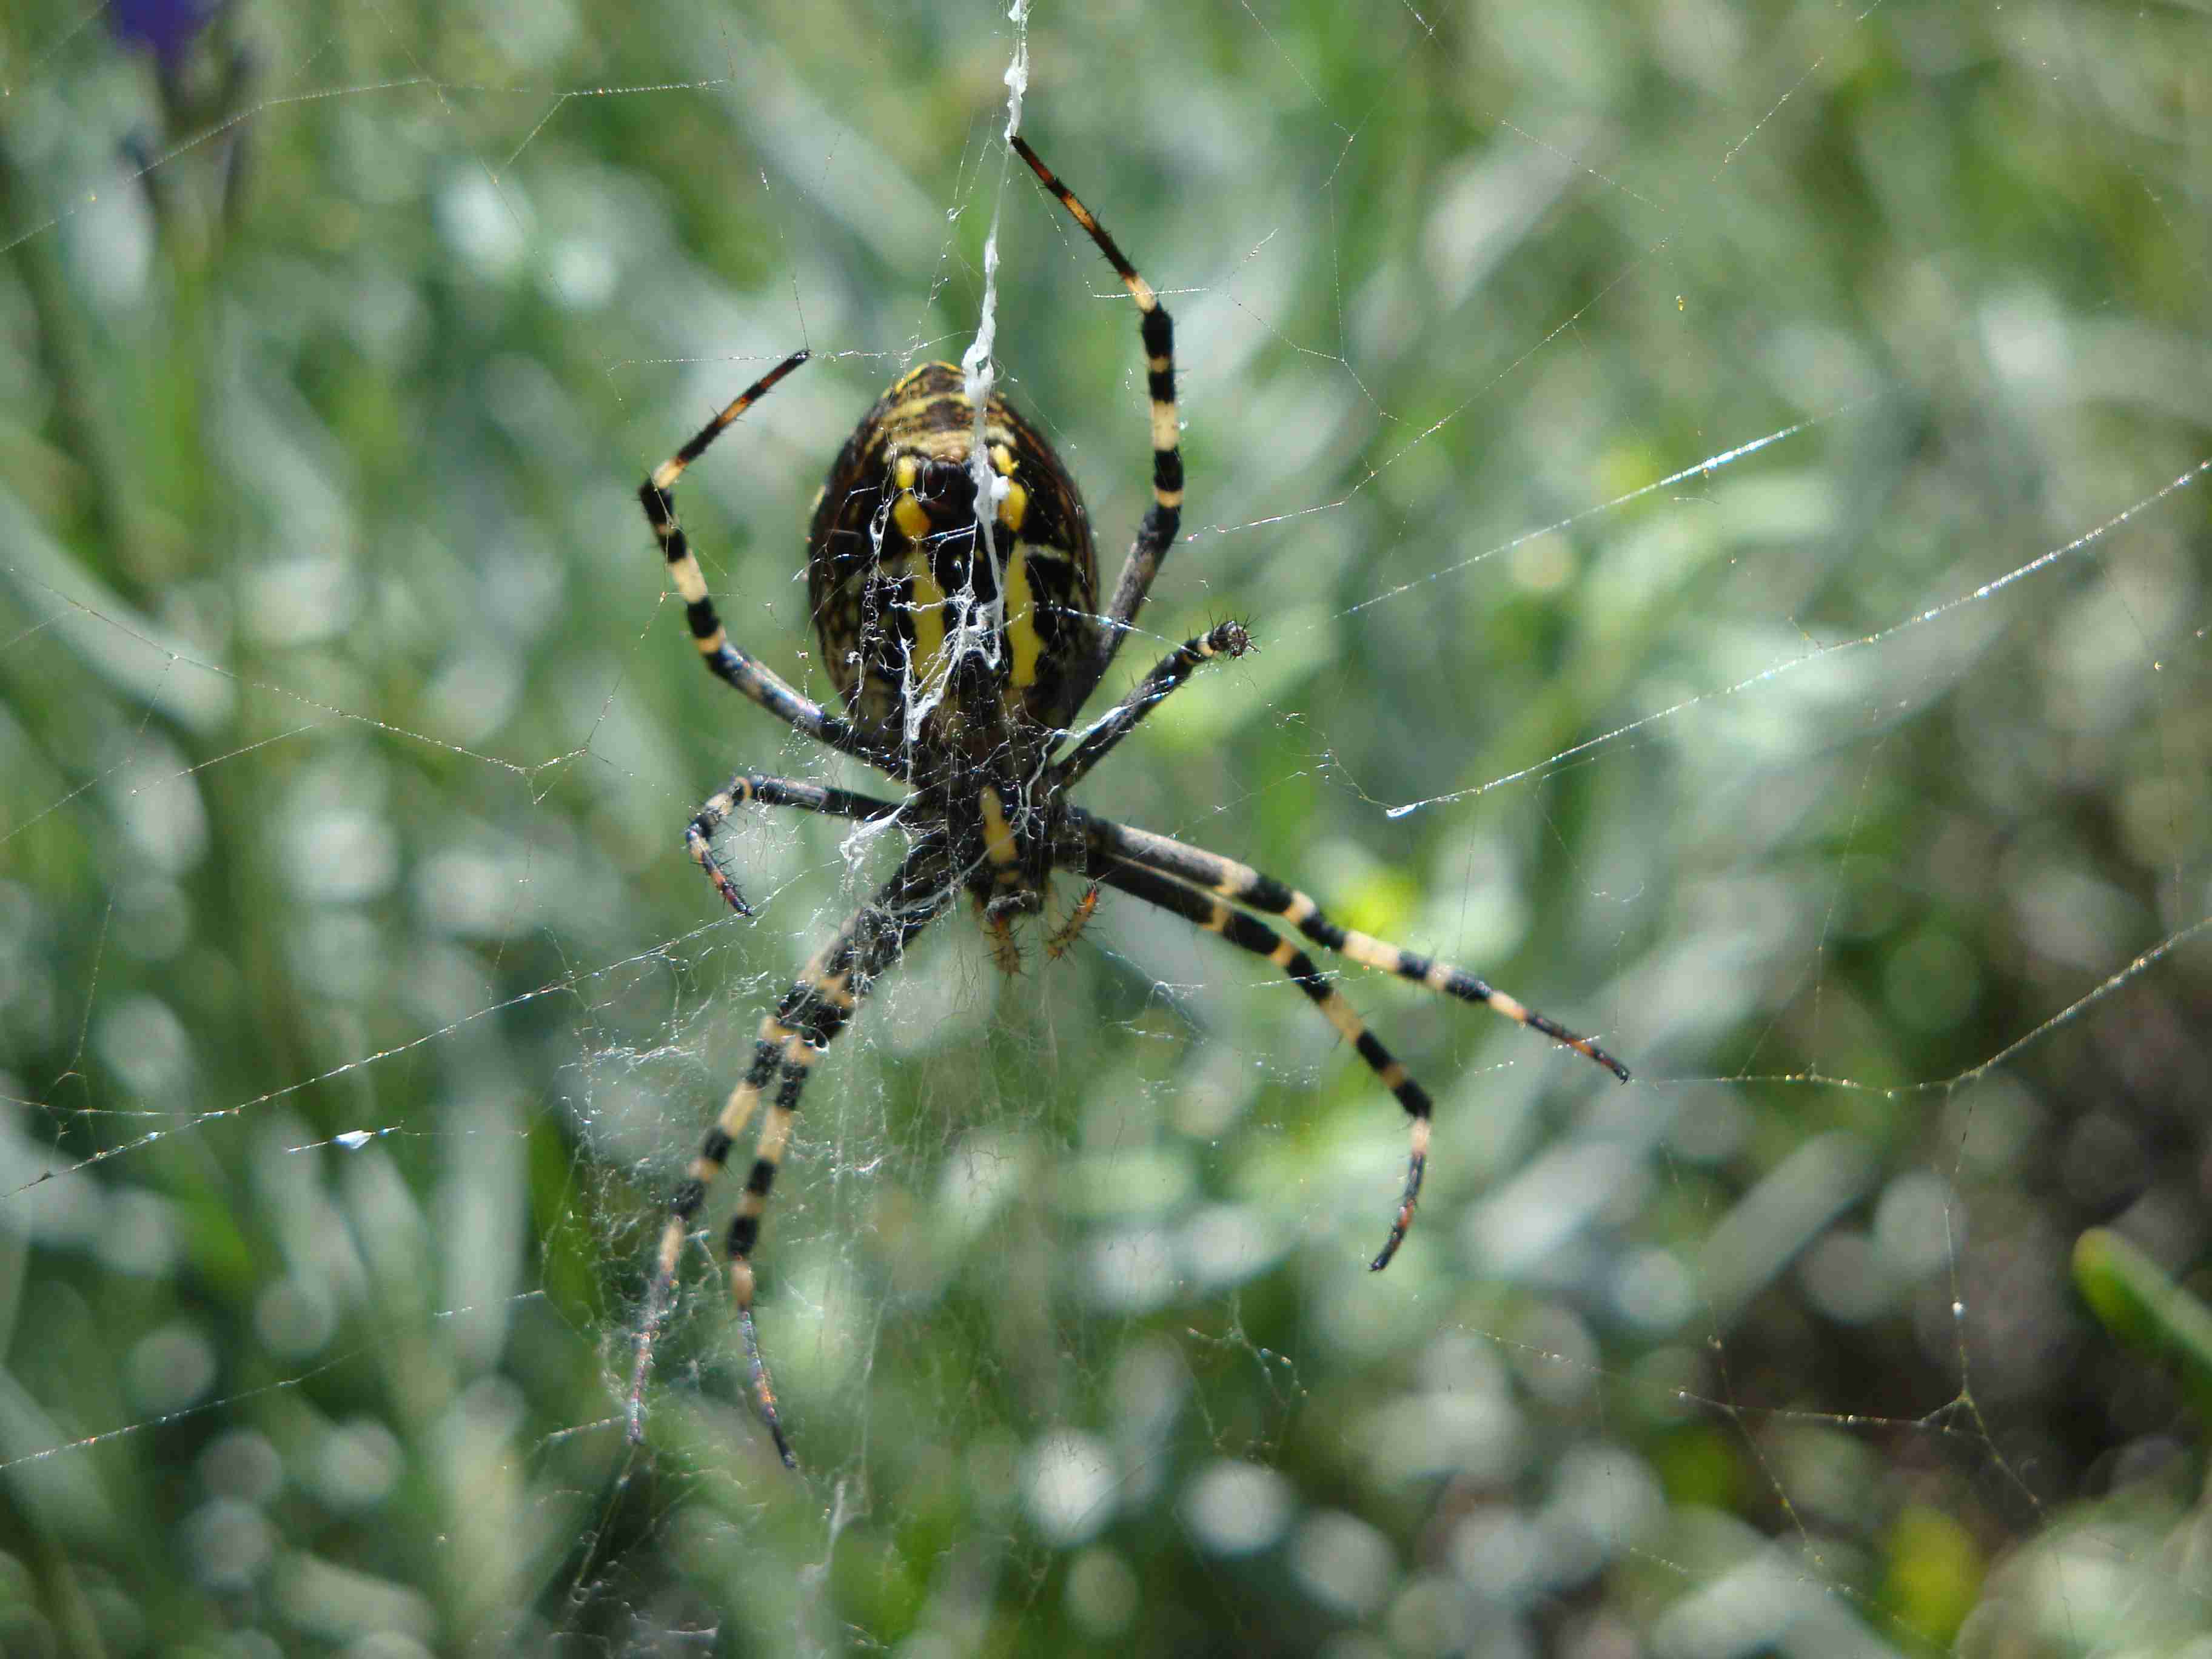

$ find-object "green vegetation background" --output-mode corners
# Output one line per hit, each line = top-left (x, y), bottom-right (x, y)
(2, 1), (2208, 1652)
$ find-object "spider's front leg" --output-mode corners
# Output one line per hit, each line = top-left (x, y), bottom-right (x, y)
(1088, 817), (1631, 1082)
(1085, 856), (1436, 1269)
(1079, 815), (1628, 1270)
(629, 845), (952, 1466)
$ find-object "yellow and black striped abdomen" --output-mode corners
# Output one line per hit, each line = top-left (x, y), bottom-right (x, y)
(806, 363), (1098, 748)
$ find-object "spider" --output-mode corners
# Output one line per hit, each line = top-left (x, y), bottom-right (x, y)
(625, 138), (1629, 1467)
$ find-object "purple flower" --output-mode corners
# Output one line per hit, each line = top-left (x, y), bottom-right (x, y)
(108, 0), (216, 70)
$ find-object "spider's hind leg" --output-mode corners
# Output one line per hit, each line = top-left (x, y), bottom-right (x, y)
(1010, 136), (1184, 717)
(635, 349), (902, 779)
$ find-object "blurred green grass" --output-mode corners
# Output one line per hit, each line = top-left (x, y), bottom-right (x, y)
(2, 0), (2209, 1652)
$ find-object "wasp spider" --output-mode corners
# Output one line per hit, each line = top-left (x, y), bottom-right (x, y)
(625, 138), (1629, 1467)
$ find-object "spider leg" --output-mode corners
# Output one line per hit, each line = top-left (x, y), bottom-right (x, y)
(1077, 814), (1630, 1082)
(1085, 856), (1433, 1272)
(629, 845), (953, 1464)
(1008, 138), (1184, 723)
(1050, 621), (1250, 791)
(684, 772), (905, 916)
(1044, 883), (1100, 959)
(637, 349), (904, 779)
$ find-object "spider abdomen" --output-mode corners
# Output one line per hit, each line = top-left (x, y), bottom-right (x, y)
(806, 362), (1099, 754)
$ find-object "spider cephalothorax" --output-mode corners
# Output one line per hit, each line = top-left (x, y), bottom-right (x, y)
(626, 137), (1629, 1468)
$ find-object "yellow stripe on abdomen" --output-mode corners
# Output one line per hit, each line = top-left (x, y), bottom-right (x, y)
(1004, 541), (1041, 691)
(902, 554), (949, 692)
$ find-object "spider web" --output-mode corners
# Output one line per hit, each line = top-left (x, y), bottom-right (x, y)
(2, 0), (2208, 1651)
